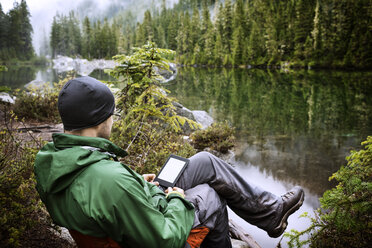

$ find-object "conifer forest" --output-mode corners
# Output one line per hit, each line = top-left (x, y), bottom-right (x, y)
(2, 0), (371, 69)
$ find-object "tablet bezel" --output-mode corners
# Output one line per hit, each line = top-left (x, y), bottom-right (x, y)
(155, 154), (189, 188)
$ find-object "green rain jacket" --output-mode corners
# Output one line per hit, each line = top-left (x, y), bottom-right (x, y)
(34, 133), (195, 248)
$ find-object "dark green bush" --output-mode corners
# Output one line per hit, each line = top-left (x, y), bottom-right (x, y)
(190, 122), (235, 153)
(12, 79), (68, 123)
(0, 106), (48, 247)
(284, 136), (372, 248)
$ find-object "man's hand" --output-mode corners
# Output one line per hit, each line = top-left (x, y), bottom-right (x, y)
(165, 187), (185, 198)
(142, 174), (159, 186)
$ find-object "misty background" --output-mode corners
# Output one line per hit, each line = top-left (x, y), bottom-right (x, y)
(1, 0), (180, 55)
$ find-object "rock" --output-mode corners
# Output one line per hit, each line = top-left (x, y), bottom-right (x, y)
(0, 92), (15, 104)
(231, 238), (251, 248)
(173, 103), (196, 122)
(24, 80), (50, 90)
(192, 110), (214, 129)
(155, 62), (177, 83)
(172, 101), (214, 134)
(52, 56), (118, 75)
(52, 55), (74, 73)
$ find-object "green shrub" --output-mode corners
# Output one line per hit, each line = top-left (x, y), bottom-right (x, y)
(284, 136), (372, 248)
(107, 42), (199, 174)
(12, 79), (68, 123)
(190, 122), (235, 153)
(0, 106), (48, 247)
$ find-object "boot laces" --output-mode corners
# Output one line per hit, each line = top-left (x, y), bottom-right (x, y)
(282, 191), (295, 200)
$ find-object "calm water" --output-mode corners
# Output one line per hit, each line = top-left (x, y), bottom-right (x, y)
(2, 66), (372, 247)
(165, 67), (372, 247)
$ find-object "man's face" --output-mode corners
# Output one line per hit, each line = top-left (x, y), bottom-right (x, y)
(97, 115), (113, 139)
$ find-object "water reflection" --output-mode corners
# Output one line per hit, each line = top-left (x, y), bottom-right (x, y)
(166, 68), (372, 195)
(0, 66), (115, 89)
(0, 66), (37, 89)
(165, 67), (372, 247)
(228, 160), (318, 247)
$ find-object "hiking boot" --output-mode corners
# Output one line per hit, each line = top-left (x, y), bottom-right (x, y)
(267, 186), (305, 238)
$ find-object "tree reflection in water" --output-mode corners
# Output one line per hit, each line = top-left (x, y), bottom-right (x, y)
(165, 68), (372, 246)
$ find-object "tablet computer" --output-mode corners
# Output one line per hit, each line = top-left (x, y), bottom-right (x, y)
(155, 154), (189, 189)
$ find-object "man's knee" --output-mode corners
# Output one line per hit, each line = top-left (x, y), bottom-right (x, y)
(190, 151), (213, 166)
(185, 184), (226, 230)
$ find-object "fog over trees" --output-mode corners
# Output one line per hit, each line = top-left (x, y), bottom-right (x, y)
(1, 0), (371, 69)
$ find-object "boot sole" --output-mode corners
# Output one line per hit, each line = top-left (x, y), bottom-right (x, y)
(268, 188), (305, 238)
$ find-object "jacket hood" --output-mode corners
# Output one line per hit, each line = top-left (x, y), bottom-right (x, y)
(34, 133), (127, 198)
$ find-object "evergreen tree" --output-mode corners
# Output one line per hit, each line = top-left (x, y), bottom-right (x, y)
(221, 0), (233, 53)
(232, 25), (244, 65)
(293, 0), (315, 60)
(7, 3), (22, 58)
(190, 6), (200, 50)
(50, 16), (60, 58)
(0, 4), (9, 59)
(18, 0), (34, 59)
(167, 12), (179, 51)
(82, 16), (92, 59)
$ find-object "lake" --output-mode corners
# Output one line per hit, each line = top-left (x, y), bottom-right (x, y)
(165, 67), (372, 247)
(1, 66), (372, 247)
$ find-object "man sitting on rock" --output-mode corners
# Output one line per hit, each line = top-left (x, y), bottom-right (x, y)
(34, 76), (305, 248)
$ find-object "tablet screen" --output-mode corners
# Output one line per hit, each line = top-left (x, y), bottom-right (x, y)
(157, 157), (187, 183)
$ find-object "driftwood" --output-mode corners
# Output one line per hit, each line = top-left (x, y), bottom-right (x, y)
(229, 219), (262, 248)
(15, 124), (63, 133)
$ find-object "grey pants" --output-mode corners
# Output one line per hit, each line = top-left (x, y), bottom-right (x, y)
(176, 152), (282, 248)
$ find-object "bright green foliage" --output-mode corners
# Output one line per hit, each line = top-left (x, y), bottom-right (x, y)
(190, 122), (235, 154)
(107, 42), (198, 174)
(285, 136), (372, 247)
(0, 105), (47, 247)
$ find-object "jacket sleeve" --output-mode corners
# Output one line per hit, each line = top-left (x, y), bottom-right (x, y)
(93, 169), (195, 248)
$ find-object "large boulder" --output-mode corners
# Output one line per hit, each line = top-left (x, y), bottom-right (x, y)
(173, 101), (214, 135)
(192, 110), (214, 129)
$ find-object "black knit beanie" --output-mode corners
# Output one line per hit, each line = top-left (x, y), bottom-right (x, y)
(58, 76), (115, 131)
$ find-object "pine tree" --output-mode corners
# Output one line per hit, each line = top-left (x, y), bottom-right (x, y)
(82, 16), (92, 59)
(7, 2), (22, 58)
(143, 10), (154, 42)
(293, 0), (315, 60)
(0, 4), (9, 59)
(222, 0), (233, 53)
(190, 6), (200, 50)
(18, 0), (34, 59)
(232, 25), (244, 66)
(167, 12), (179, 50)
(50, 16), (60, 58)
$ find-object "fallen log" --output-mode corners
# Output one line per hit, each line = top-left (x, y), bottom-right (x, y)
(229, 219), (262, 248)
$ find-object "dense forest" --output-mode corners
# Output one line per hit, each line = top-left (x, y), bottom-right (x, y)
(0, 0), (371, 68)
(0, 0), (34, 61)
(49, 0), (372, 69)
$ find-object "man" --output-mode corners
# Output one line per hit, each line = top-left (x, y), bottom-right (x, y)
(34, 76), (305, 248)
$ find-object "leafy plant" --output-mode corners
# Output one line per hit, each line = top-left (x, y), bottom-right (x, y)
(284, 136), (372, 248)
(107, 42), (199, 173)
(12, 79), (68, 123)
(0, 104), (48, 247)
(0, 65), (7, 72)
(190, 122), (235, 153)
